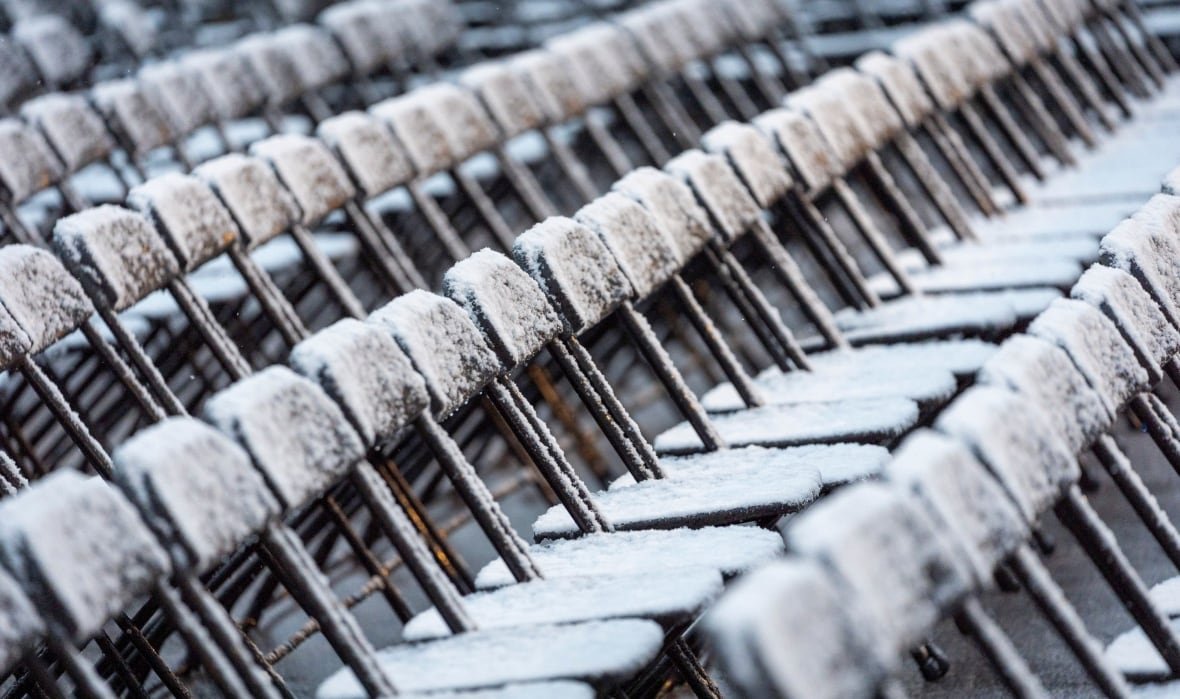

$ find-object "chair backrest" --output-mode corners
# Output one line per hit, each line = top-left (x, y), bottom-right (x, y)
(459, 62), (548, 141)
(371, 91), (458, 180)
(236, 34), (304, 108)
(817, 68), (906, 155)
(114, 417), (282, 573)
(970, 0), (1038, 67)
(126, 173), (242, 276)
(544, 23), (646, 107)
(0, 119), (64, 206)
(752, 108), (839, 196)
(21, 93), (115, 175)
(894, 27), (973, 111)
(12, 15), (91, 88)
(0, 245), (94, 355)
(574, 193), (679, 300)
(180, 48), (268, 122)
(854, 51), (937, 130)
(249, 134), (357, 227)
(413, 83), (502, 168)
(272, 24), (350, 94)
(509, 49), (589, 124)
(700, 121), (794, 211)
(318, 1), (390, 77)
(665, 149), (763, 246)
(138, 61), (218, 139)
(612, 167), (716, 266)
(786, 83), (873, 175)
(194, 154), (301, 250)
(90, 78), (177, 159)
(317, 111), (415, 201)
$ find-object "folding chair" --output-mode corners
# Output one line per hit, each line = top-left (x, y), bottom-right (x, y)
(89, 78), (190, 178)
(21, 93), (128, 200)
(11, 15), (92, 91)
(137, 60), (233, 166)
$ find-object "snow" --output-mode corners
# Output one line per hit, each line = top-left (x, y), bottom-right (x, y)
(810, 339), (997, 377)
(700, 121), (793, 209)
(1163, 166), (1180, 197)
(533, 458), (821, 538)
(272, 25), (349, 92)
(90, 79), (175, 156)
(509, 49), (587, 121)
(194, 154), (301, 248)
(403, 570), (721, 641)
(0, 119), (62, 203)
(706, 559), (882, 699)
(1149, 576), (1180, 616)
(443, 249), (563, 371)
(180, 48), (267, 121)
(315, 112), (409, 200)
(235, 34), (305, 106)
(0, 37), (35, 109)
(1106, 623), (1177, 680)
(612, 168), (715, 265)
(250, 135), (356, 224)
(12, 16), (89, 87)
(318, 2), (389, 75)
(398, 683), (596, 699)
(752, 108), (838, 193)
(511, 217), (633, 334)
(935, 386), (1079, 522)
(654, 397), (919, 455)
(969, 2), (1036, 65)
(1100, 218), (1180, 329)
(544, 26), (635, 104)
(618, 9), (683, 74)
(367, 291), (502, 420)
(911, 238), (1099, 268)
(203, 366), (367, 510)
(0, 566), (42, 676)
(370, 93), (457, 176)
(887, 430), (1030, 586)
(832, 290), (1059, 345)
(476, 526), (785, 589)
(573, 193), (677, 298)
(127, 173), (240, 272)
(316, 619), (664, 697)
(787, 84), (870, 171)
(460, 62), (547, 138)
(665, 150), (760, 244)
(53, 205), (181, 312)
(788, 482), (972, 667)
(0, 245), (93, 353)
(854, 51), (934, 128)
(1028, 299), (1149, 421)
(0, 300), (30, 366)
(951, 21), (1010, 84)
(893, 30), (971, 110)
(99, 0), (157, 57)
(113, 417), (281, 572)
(869, 259), (1082, 297)
(289, 318), (430, 447)
(819, 69), (903, 149)
(0, 471), (171, 642)
(422, 84), (502, 161)
(138, 61), (217, 136)
(1072, 265), (1180, 381)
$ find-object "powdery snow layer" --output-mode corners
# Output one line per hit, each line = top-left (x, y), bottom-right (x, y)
(653, 397), (919, 455)
(316, 112), (413, 200)
(867, 259), (1082, 298)
(664, 150), (761, 244)
(532, 458), (822, 539)
(833, 289), (1061, 345)
(126, 173), (240, 272)
(574, 193), (678, 299)
(699, 121), (793, 209)
(194, 154), (300, 248)
(810, 339), (998, 377)
(403, 570), (722, 641)
(1072, 265), (1180, 377)
(1105, 621), (1180, 680)
(399, 683), (596, 699)
(315, 619), (664, 697)
(0, 246), (93, 353)
(611, 168), (714, 266)
(21, 94), (114, 173)
(476, 526), (785, 589)
(1149, 576), (1180, 616)
(249, 135), (356, 225)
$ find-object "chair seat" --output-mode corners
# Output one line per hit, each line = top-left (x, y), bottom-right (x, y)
(532, 451), (824, 539)
(898, 237), (1100, 270)
(1151, 576), (1180, 617)
(1105, 618), (1180, 681)
(868, 259), (1082, 297)
(476, 526), (785, 590)
(400, 682), (596, 699)
(316, 619), (664, 697)
(653, 397), (918, 455)
(402, 569), (722, 641)
(808, 339), (998, 378)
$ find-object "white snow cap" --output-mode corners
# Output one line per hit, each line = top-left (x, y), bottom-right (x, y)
(509, 50), (587, 121)
(318, 1), (389, 75)
(0, 565), (43, 676)
(13, 15), (90, 87)
(99, 0), (158, 58)
(665, 150), (761, 244)
(21, 93), (113, 173)
(700, 121), (793, 209)
(512, 217), (634, 334)
(180, 48), (267, 120)
(90, 79), (175, 156)
(818, 68), (904, 148)
(0, 471), (170, 643)
(235, 34), (305, 106)
(0, 246), (93, 353)
(250, 135), (356, 224)
(371, 93), (456, 176)
(1099, 217), (1180, 330)
(317, 111), (413, 200)
(417, 83), (500, 161)
(752, 108), (838, 193)
(886, 430), (1028, 586)
(127, 173), (241, 272)
(272, 24), (349, 91)
(290, 318), (430, 446)
(545, 24), (644, 103)
(575, 193), (679, 298)
(461, 63), (546, 138)
(0, 118), (63, 203)
(114, 417), (281, 572)
(444, 249), (564, 370)
(194, 154), (301, 248)
(204, 366), (366, 510)
(53, 205), (181, 312)
(970, 1), (1037, 65)
(787, 83), (873, 170)
(894, 28), (972, 110)
(138, 61), (217, 136)
(618, 7), (686, 74)
(855, 51), (935, 128)
(613, 168), (715, 264)
(367, 291), (502, 419)
(706, 559), (883, 699)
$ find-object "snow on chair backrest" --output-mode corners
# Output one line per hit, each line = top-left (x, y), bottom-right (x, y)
(250, 134), (357, 226)
(509, 49), (589, 123)
(545, 25), (641, 107)
(204, 366), (367, 510)
(574, 193), (679, 299)
(443, 249), (565, 372)
(707, 559), (883, 699)
(272, 24), (350, 93)
(665, 150), (763, 246)
(0, 119), (64, 205)
(236, 34), (305, 108)
(1028, 298), (1149, 420)
(22, 94), (115, 175)
(180, 48), (268, 122)
(0, 300), (31, 369)
(289, 318), (431, 447)
(194, 154), (301, 249)
(90, 79), (177, 159)
(318, 1), (389, 77)
(12, 16), (91, 88)
(0, 565), (43, 676)
(0, 37), (36, 110)
(114, 417), (282, 573)
(786, 84), (873, 174)
(617, 6), (689, 76)
(138, 61), (219, 138)
(950, 21), (1013, 84)
(417, 83), (501, 165)
(970, 0), (1038, 66)
(367, 291), (502, 420)
(701, 122), (794, 211)
(752, 108), (839, 195)
(855, 51), (937, 130)
(316, 112), (414, 201)
(53, 205), (182, 313)
(127, 173), (242, 273)
(977, 335), (1110, 452)
(460, 62), (548, 140)
(935, 386), (1079, 522)
(818, 69), (905, 152)
(613, 167), (715, 266)
(511, 216), (635, 335)
(887, 430), (1029, 588)
(894, 28), (973, 111)
(0, 246), (94, 354)
(1073, 265), (1180, 386)
(0, 471), (170, 643)
(371, 91), (457, 179)
(788, 481), (972, 670)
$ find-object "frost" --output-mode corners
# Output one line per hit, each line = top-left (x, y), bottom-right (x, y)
(544, 25), (641, 103)
(509, 50), (586, 121)
(194, 154), (300, 248)
(272, 25), (349, 91)
(0, 119), (62, 204)
(20, 94), (112, 173)
(0, 471), (170, 642)
(460, 62), (546, 138)
(127, 173), (240, 272)
(0, 245), (92, 353)
(0, 299), (31, 366)
(289, 318), (430, 446)
(752, 108), (838, 193)
(90, 79), (175, 157)
(371, 93), (456, 176)
(511, 217), (633, 334)
(665, 150), (761, 244)
(180, 48), (267, 120)
(367, 291), (501, 420)
(1072, 265), (1180, 383)
(138, 61), (217, 136)
(700, 121), (793, 209)
(969, 2), (1037, 64)
(113, 417), (280, 572)
(250, 135), (356, 224)
(317, 112), (413, 199)
(53, 205), (180, 312)
(574, 193), (677, 298)
(203, 366), (366, 510)
(854, 51), (934, 128)
(12, 16), (90, 87)
(235, 34), (304, 106)
(612, 168), (714, 265)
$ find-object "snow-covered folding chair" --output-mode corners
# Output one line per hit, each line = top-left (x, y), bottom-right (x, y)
(317, 0), (403, 100)
(137, 60), (233, 165)
(89, 78), (191, 178)
(886, 429), (1132, 697)
(178, 46), (277, 145)
(1036, 0), (1148, 111)
(234, 32), (323, 128)
(0, 470), (269, 698)
(20, 93), (129, 200)
(0, 34), (38, 113)
(96, 0), (158, 65)
(11, 15), (92, 92)
(936, 385), (1180, 678)
(1064, 0), (1166, 99)
(0, 118), (78, 244)
(788, 480), (1048, 696)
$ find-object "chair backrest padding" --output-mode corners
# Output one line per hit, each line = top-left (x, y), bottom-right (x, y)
(236, 34), (304, 106)
(127, 174), (241, 272)
(753, 108), (838, 194)
(855, 51), (934, 129)
(700, 121), (793, 210)
(317, 112), (414, 200)
(250, 135), (357, 225)
(139, 62), (216, 136)
(0, 119), (63, 203)
(460, 63), (547, 138)
(195, 154), (301, 249)
(417, 83), (500, 163)
(666, 150), (762, 245)
(510, 50), (587, 122)
(22, 94), (114, 173)
(612, 168), (715, 265)
(575, 194), (678, 298)
(372, 93), (457, 177)
(90, 80), (175, 157)
(0, 246), (93, 353)
(181, 49), (266, 121)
